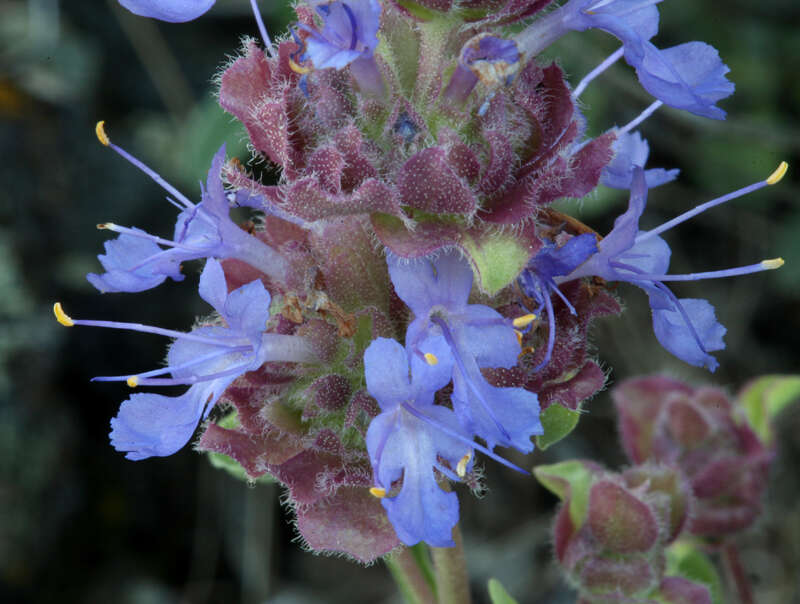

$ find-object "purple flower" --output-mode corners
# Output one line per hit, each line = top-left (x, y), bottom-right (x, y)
(515, 0), (734, 119)
(89, 135), (287, 293)
(388, 250), (542, 451)
(444, 34), (522, 106)
(565, 0), (662, 62)
(564, 167), (785, 370)
(518, 234), (598, 371)
(601, 130), (679, 190)
(297, 0), (380, 70)
(633, 41), (735, 120)
(364, 337), (469, 546)
(56, 259), (315, 459)
(118, 0), (215, 22)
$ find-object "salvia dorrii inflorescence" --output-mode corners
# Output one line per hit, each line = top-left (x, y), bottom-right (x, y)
(57, 0), (790, 570)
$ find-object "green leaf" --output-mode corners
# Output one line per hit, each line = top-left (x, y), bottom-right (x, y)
(665, 541), (723, 604)
(737, 374), (800, 445)
(461, 230), (532, 296)
(536, 403), (581, 450)
(488, 578), (519, 604)
(533, 460), (592, 528)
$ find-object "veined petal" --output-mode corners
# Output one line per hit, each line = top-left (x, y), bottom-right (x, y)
(222, 279), (272, 335)
(87, 230), (183, 293)
(387, 250), (474, 316)
(455, 305), (519, 369)
(118, 0), (215, 23)
(649, 295), (726, 371)
(109, 385), (210, 460)
(634, 41), (734, 120)
(197, 258), (229, 315)
(451, 357), (542, 452)
(364, 338), (414, 409)
(367, 405), (467, 547)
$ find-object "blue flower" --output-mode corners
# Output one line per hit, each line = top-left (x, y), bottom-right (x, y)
(564, 167), (785, 370)
(364, 336), (529, 546)
(388, 250), (542, 452)
(297, 0), (380, 70)
(56, 259), (316, 459)
(633, 41), (735, 120)
(89, 131), (287, 293)
(518, 234), (598, 371)
(601, 130), (679, 190)
(118, 0), (215, 22)
(444, 34), (522, 108)
(515, 0), (734, 119)
(564, 0), (662, 62)
(364, 337), (468, 547)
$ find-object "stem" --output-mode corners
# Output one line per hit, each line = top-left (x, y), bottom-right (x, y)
(385, 547), (437, 604)
(431, 524), (471, 604)
(722, 541), (754, 604)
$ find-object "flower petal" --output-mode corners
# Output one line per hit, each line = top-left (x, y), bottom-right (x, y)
(118, 0), (215, 23)
(109, 386), (209, 460)
(364, 338), (413, 410)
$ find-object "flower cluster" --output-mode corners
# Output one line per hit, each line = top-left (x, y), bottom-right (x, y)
(57, 0), (788, 568)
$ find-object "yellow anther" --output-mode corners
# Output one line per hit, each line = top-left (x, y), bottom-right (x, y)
(288, 57), (311, 75)
(766, 161), (788, 185)
(515, 330), (523, 347)
(126, 376), (139, 388)
(369, 486), (386, 498)
(53, 302), (74, 327)
(95, 120), (110, 146)
(456, 451), (472, 478)
(423, 352), (439, 366)
(97, 223), (114, 230)
(761, 257), (785, 270)
(512, 313), (536, 329)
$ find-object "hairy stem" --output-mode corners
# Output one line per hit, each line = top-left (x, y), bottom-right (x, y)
(431, 525), (471, 604)
(385, 546), (437, 604)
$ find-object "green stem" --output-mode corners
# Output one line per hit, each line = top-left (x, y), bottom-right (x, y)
(431, 524), (472, 604)
(386, 546), (437, 604)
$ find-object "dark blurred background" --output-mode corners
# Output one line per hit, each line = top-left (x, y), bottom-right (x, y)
(1, 1), (798, 602)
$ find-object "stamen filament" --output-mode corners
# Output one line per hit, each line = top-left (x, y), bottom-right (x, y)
(249, 0), (275, 57)
(572, 46), (624, 99)
(92, 346), (252, 384)
(64, 317), (245, 347)
(530, 290), (557, 373)
(97, 223), (211, 253)
(637, 162), (788, 243)
(128, 362), (255, 387)
(609, 259), (784, 282)
(95, 122), (194, 209)
(618, 100), (664, 135)
(430, 316), (512, 442)
(400, 402), (528, 475)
